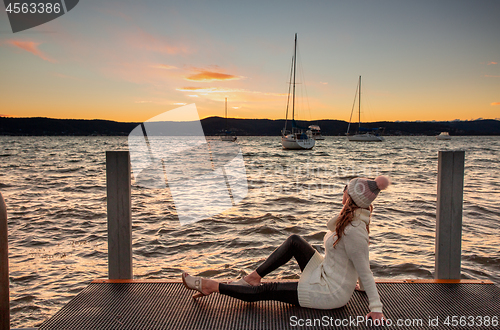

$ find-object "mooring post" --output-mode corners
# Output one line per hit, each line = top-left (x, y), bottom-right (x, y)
(106, 151), (133, 280)
(0, 192), (10, 330)
(435, 150), (465, 279)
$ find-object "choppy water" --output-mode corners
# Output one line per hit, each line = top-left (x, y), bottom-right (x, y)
(1, 136), (499, 328)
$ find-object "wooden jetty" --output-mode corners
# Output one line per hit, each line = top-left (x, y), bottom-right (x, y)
(4, 150), (500, 330)
(37, 279), (499, 330)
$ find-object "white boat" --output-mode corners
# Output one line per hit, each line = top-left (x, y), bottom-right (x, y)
(281, 34), (315, 150)
(220, 98), (237, 142)
(282, 132), (315, 149)
(436, 132), (451, 140)
(308, 125), (325, 140)
(347, 133), (384, 142)
(346, 76), (384, 142)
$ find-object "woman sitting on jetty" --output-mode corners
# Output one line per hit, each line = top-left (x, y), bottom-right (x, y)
(182, 176), (390, 323)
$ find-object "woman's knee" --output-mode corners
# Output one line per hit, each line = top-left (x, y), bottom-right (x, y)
(288, 234), (302, 243)
(288, 234), (306, 247)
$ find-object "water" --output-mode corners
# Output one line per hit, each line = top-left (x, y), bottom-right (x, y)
(1, 136), (499, 328)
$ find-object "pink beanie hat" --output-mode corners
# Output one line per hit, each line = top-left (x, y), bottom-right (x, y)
(347, 176), (390, 208)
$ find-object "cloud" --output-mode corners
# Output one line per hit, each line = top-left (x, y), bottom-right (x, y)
(151, 64), (177, 70)
(485, 75), (500, 78)
(185, 70), (243, 82)
(135, 100), (153, 103)
(173, 102), (187, 105)
(487, 62), (497, 65)
(320, 82), (328, 85)
(176, 86), (241, 93)
(176, 86), (286, 96)
(126, 28), (190, 55)
(491, 102), (500, 106)
(6, 40), (55, 62)
(0, 114), (10, 117)
(188, 95), (199, 97)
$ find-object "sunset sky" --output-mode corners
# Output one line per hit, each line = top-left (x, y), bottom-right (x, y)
(1, 0), (499, 123)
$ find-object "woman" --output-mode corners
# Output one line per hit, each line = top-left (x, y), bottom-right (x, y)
(182, 176), (389, 323)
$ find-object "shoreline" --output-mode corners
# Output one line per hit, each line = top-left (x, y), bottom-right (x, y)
(1, 117), (500, 136)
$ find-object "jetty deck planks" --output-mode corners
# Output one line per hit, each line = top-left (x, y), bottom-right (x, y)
(39, 280), (499, 330)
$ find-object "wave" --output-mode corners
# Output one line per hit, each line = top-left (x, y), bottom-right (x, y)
(462, 254), (500, 267)
(268, 196), (312, 204)
(239, 224), (282, 236)
(48, 166), (84, 173)
(371, 262), (433, 278)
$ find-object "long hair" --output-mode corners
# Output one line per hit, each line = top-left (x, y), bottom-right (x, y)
(333, 196), (372, 248)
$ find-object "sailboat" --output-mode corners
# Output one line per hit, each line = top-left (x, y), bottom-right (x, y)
(346, 76), (384, 142)
(281, 34), (315, 150)
(220, 97), (237, 142)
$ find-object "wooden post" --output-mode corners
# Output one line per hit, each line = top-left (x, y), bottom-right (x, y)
(0, 192), (9, 330)
(435, 150), (465, 279)
(106, 151), (133, 280)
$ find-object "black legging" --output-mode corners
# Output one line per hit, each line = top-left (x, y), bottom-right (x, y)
(219, 234), (316, 306)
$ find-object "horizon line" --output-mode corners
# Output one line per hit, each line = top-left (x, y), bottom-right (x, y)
(1, 115), (499, 124)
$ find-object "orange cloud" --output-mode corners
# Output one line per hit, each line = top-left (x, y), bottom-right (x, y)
(7, 40), (55, 62)
(185, 71), (242, 82)
(485, 75), (500, 78)
(491, 102), (500, 106)
(487, 62), (497, 65)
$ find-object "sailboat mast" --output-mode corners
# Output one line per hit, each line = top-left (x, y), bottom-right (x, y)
(283, 56), (294, 134)
(292, 33), (297, 125)
(225, 97), (228, 131)
(358, 75), (361, 130)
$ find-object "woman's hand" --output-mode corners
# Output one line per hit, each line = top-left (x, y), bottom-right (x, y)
(366, 312), (386, 325)
(355, 283), (364, 291)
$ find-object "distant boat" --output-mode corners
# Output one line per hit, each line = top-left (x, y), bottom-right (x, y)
(281, 34), (315, 150)
(308, 125), (325, 140)
(436, 132), (451, 140)
(220, 98), (237, 142)
(346, 76), (384, 142)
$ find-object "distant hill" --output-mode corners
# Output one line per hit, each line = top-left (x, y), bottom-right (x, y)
(0, 116), (499, 136)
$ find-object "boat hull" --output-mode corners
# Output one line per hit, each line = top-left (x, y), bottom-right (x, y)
(220, 135), (237, 142)
(281, 136), (315, 149)
(436, 132), (451, 140)
(347, 134), (384, 142)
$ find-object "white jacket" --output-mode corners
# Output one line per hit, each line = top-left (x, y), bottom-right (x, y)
(297, 208), (383, 312)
